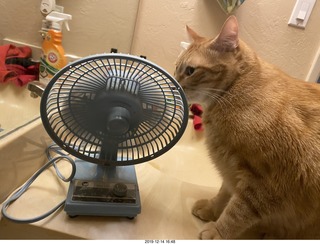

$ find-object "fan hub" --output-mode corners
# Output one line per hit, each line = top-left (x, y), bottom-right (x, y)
(106, 107), (130, 135)
(88, 89), (143, 139)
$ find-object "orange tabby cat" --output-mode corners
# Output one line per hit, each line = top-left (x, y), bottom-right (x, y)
(175, 15), (320, 239)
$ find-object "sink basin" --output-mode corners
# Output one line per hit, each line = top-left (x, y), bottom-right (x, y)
(0, 118), (52, 203)
(0, 120), (222, 239)
(0, 83), (40, 138)
(0, 81), (51, 203)
(0, 83), (49, 202)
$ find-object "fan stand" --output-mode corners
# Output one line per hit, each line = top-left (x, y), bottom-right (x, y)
(64, 159), (141, 218)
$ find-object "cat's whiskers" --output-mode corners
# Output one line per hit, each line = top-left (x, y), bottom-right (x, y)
(200, 87), (232, 96)
(200, 89), (235, 109)
(201, 91), (226, 109)
(201, 86), (259, 108)
(189, 88), (234, 110)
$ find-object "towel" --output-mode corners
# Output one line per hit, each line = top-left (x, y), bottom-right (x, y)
(190, 103), (204, 131)
(0, 44), (39, 86)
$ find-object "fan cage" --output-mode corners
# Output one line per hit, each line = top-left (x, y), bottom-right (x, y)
(41, 54), (189, 166)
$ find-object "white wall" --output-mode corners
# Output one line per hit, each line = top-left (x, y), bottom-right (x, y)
(0, 0), (319, 81)
(0, 0), (139, 57)
(131, 0), (320, 81)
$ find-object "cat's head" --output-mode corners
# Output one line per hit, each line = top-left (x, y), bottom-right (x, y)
(175, 16), (247, 106)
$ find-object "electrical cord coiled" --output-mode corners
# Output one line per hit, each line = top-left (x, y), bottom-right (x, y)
(1, 144), (76, 223)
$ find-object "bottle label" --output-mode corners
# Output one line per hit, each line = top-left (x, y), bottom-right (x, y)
(40, 56), (60, 79)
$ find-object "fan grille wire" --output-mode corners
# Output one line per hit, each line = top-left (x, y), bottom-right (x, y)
(41, 54), (188, 165)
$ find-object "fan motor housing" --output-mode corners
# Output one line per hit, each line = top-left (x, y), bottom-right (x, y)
(87, 89), (143, 140)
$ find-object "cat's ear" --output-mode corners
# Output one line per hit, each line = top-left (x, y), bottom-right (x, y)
(210, 15), (239, 52)
(186, 25), (203, 42)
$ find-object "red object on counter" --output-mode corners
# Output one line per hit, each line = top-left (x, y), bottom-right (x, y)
(190, 104), (204, 131)
(193, 115), (203, 131)
(0, 44), (39, 86)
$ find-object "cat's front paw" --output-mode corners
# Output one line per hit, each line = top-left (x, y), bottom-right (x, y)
(199, 221), (222, 240)
(192, 199), (216, 221)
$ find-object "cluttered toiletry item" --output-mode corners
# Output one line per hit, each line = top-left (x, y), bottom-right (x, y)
(39, 11), (72, 84)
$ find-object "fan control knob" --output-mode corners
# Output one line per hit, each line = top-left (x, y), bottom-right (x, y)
(112, 183), (128, 197)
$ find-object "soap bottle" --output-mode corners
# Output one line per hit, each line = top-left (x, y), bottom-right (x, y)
(39, 11), (72, 84)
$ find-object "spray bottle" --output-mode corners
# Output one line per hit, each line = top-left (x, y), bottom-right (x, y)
(39, 11), (72, 84)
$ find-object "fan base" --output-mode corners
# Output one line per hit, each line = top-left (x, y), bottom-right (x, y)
(64, 159), (141, 218)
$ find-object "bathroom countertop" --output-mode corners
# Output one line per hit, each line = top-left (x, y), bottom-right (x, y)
(0, 124), (222, 240)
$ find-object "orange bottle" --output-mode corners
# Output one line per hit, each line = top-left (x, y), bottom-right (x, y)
(39, 11), (72, 84)
(40, 29), (67, 83)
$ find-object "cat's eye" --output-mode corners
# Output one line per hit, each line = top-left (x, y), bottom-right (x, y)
(185, 66), (195, 76)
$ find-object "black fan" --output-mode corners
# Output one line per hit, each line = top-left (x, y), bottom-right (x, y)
(40, 54), (189, 218)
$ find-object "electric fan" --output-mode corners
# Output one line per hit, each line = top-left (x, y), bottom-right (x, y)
(40, 53), (189, 218)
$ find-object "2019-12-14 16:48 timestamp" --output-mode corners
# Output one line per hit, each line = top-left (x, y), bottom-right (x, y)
(145, 240), (176, 244)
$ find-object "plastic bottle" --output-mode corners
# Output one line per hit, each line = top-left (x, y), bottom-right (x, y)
(39, 11), (72, 84)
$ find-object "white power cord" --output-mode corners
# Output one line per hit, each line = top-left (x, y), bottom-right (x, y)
(1, 144), (76, 223)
